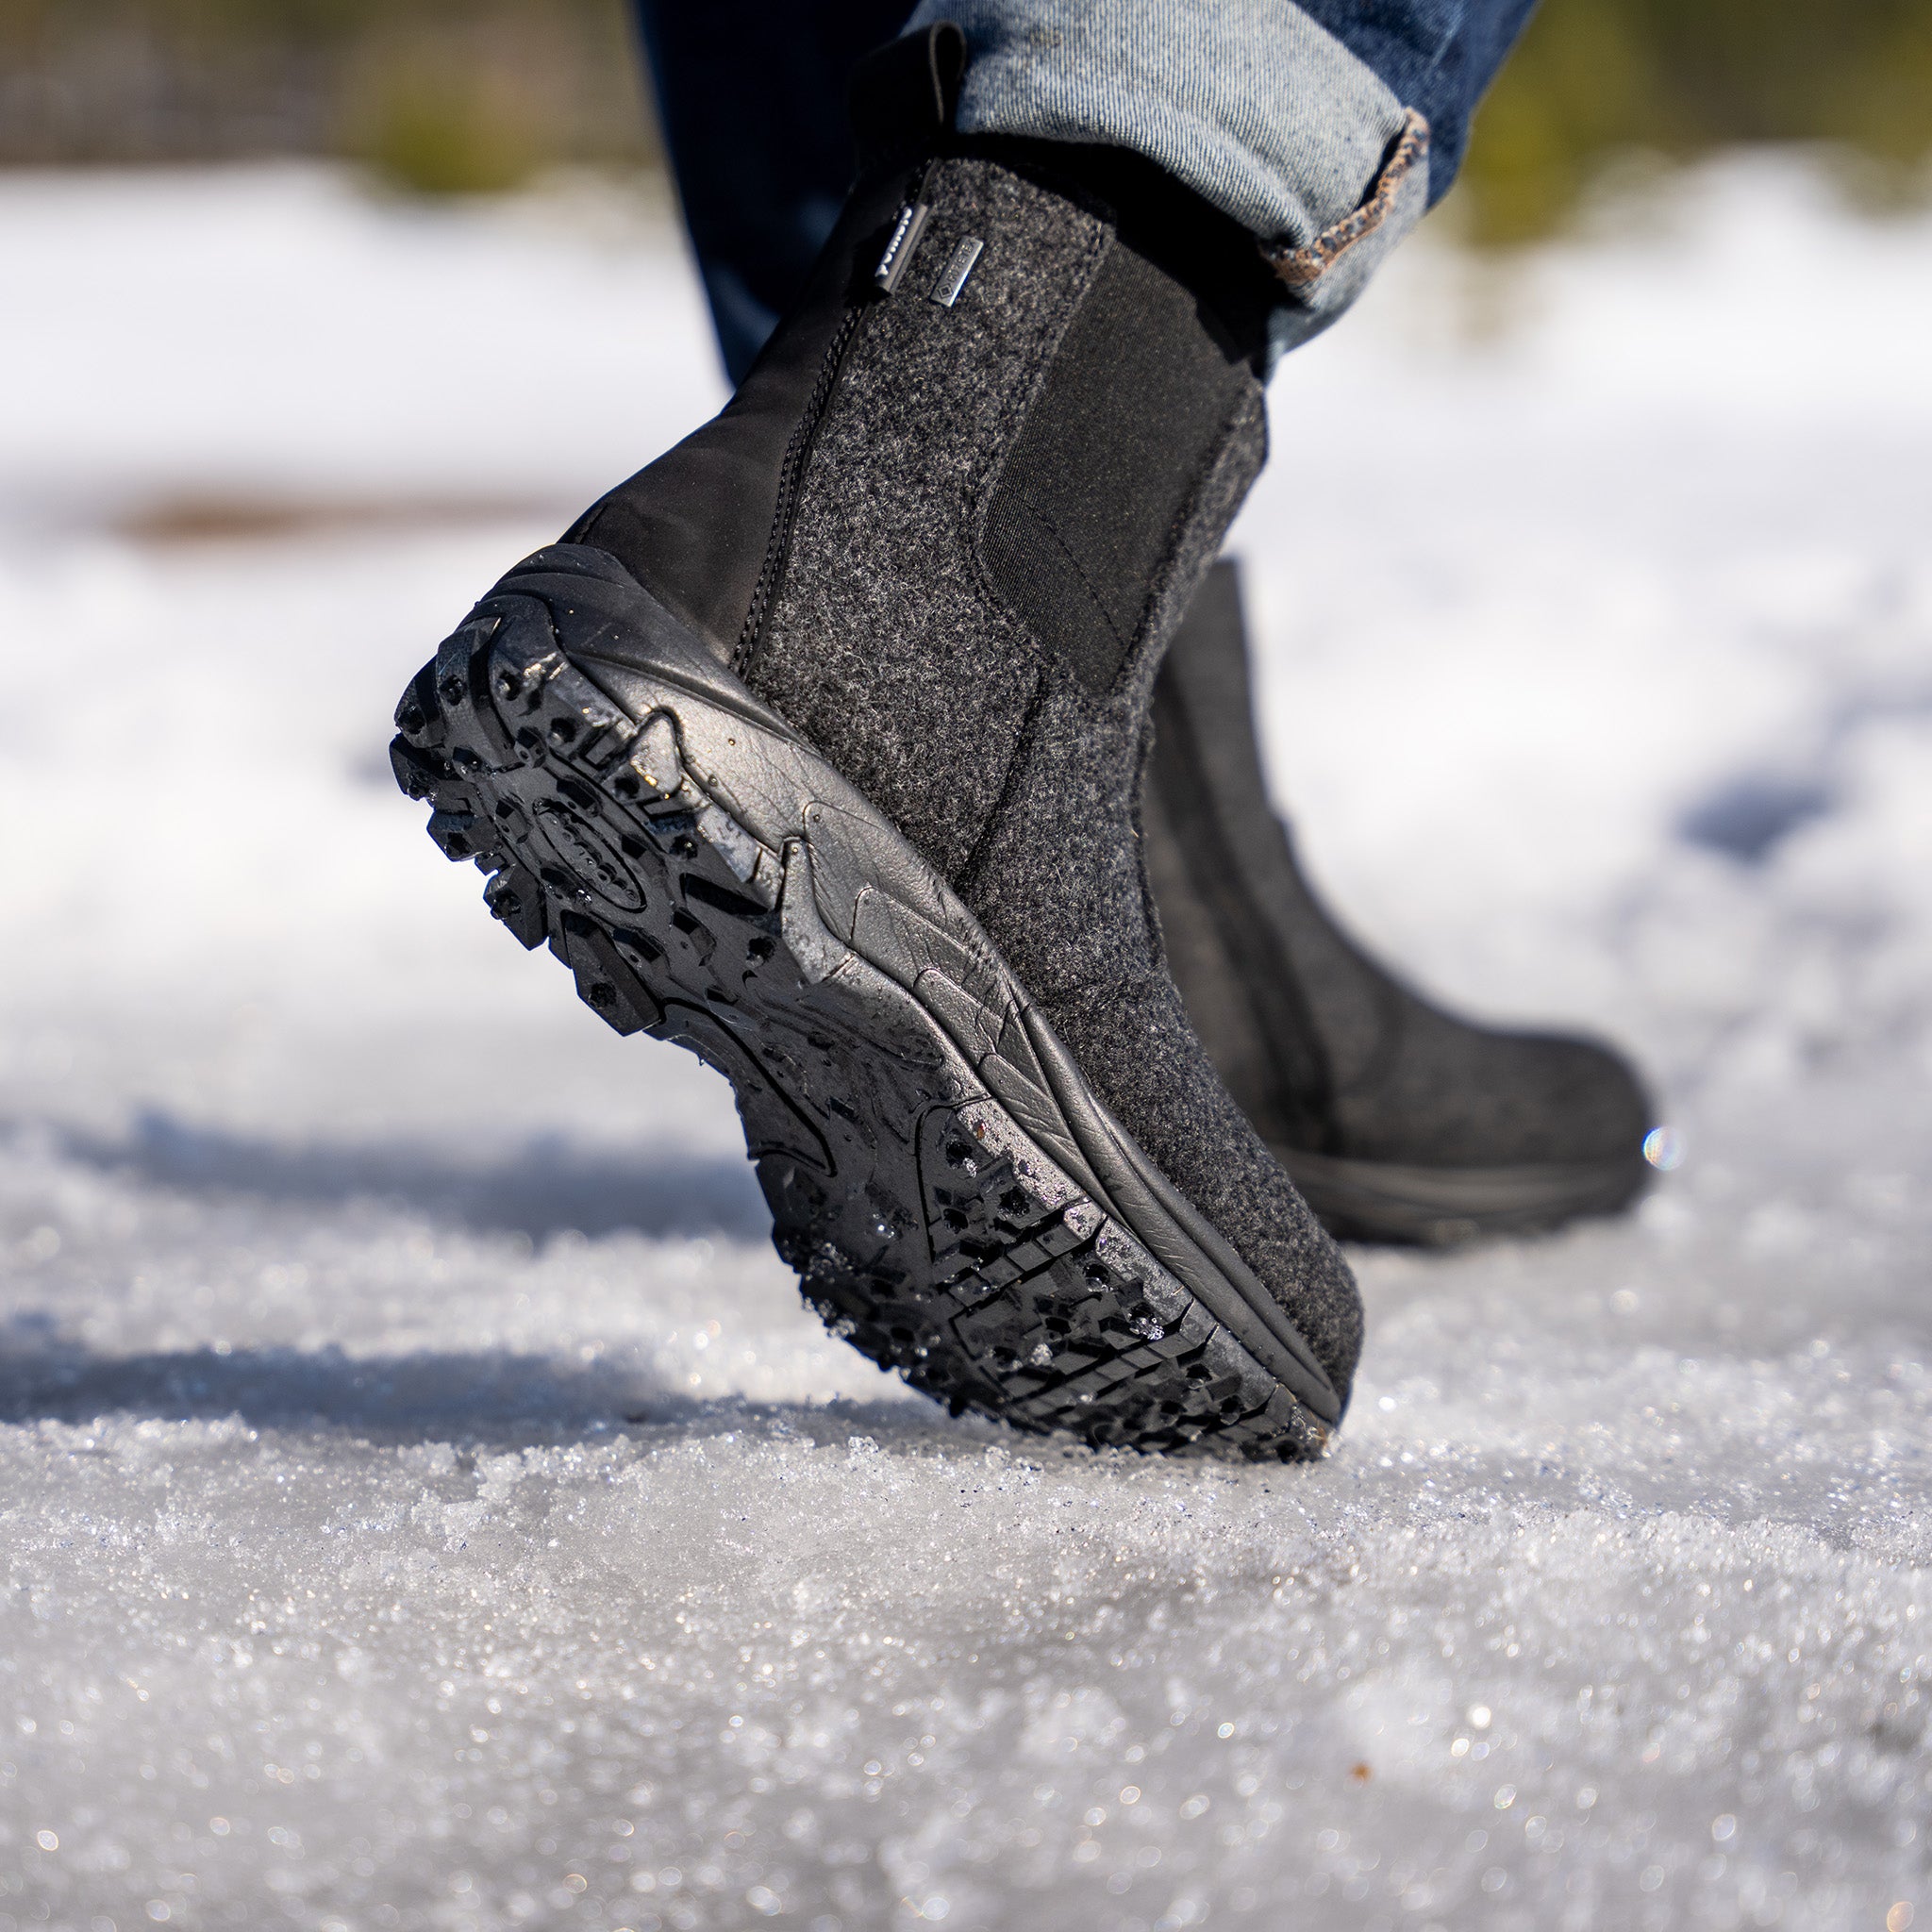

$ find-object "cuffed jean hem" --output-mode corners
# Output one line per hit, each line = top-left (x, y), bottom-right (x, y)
(903, 0), (1434, 363)
(1262, 107), (1429, 358)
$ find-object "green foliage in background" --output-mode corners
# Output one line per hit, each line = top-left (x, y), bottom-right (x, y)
(2, 0), (1929, 214)
(349, 62), (541, 197)
(338, 19), (590, 195)
(1458, 0), (1932, 244)
(0, 0), (656, 191)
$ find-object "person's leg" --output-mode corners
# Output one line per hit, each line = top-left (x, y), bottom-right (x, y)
(395, 25), (1360, 1461)
(391, 5), (1647, 1460)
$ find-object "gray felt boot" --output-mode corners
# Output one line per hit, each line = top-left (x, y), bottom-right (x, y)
(1146, 560), (1657, 1245)
(390, 26), (1358, 1458)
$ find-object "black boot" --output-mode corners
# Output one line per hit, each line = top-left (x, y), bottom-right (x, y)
(1144, 560), (1656, 1245)
(390, 27), (1358, 1457)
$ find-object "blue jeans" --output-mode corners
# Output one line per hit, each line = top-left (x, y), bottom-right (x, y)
(634, 0), (1537, 384)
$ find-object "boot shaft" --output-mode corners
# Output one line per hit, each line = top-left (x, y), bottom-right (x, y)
(572, 29), (1275, 923)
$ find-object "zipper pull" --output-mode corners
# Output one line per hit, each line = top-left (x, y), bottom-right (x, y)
(874, 202), (931, 295)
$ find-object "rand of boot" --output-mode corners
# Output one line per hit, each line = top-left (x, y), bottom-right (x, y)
(389, 26), (1359, 1459)
(1142, 558), (1657, 1245)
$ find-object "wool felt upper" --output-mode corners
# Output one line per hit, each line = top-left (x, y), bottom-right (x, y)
(1145, 559), (1653, 1171)
(737, 152), (1362, 1396)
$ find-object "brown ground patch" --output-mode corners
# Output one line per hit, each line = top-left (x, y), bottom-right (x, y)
(115, 491), (569, 547)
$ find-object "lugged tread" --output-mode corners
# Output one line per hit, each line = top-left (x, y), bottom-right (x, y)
(392, 554), (1331, 1461)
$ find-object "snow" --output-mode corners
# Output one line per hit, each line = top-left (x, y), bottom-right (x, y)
(3, 157), (1930, 1931)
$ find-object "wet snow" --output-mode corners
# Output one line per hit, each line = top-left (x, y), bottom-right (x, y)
(2, 158), (1929, 1930)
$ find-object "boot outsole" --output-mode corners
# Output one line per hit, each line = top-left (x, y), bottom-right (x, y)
(392, 546), (1340, 1460)
(1279, 1146), (1652, 1247)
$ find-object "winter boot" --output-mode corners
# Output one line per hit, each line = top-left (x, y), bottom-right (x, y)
(1144, 559), (1656, 1245)
(390, 26), (1358, 1457)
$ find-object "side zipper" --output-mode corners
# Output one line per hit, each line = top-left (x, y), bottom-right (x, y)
(735, 163), (941, 677)
(733, 300), (866, 675)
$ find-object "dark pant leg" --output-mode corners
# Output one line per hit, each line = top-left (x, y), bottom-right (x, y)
(631, 0), (912, 385)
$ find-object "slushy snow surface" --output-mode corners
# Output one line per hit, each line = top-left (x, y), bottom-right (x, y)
(3, 160), (1931, 1932)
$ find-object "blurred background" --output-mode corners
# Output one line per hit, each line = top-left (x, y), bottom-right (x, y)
(3, 0), (1928, 236)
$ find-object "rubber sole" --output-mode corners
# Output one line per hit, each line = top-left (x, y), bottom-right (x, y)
(391, 545), (1339, 1460)
(1278, 1145), (1652, 1247)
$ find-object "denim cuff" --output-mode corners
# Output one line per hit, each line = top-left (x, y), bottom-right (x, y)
(1261, 108), (1430, 358)
(903, 0), (1434, 364)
